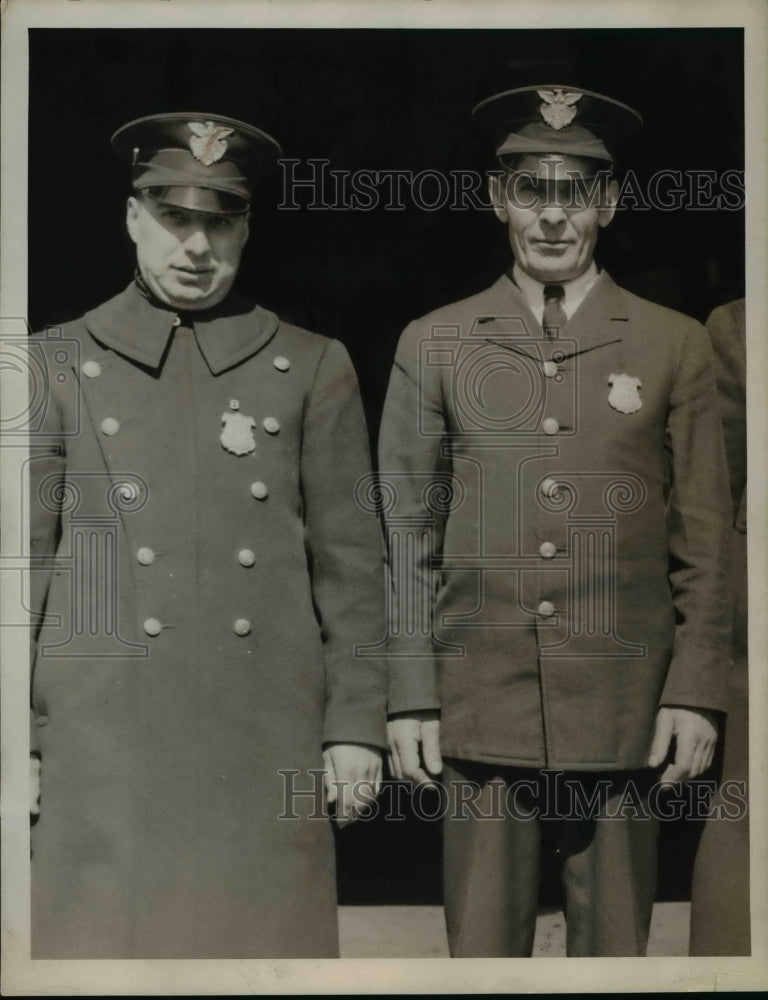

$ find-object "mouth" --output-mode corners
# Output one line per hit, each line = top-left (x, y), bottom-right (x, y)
(532, 240), (573, 255)
(173, 266), (215, 285)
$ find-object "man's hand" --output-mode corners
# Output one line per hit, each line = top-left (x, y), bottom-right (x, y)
(648, 706), (719, 783)
(387, 709), (442, 786)
(30, 756), (41, 816)
(322, 743), (382, 827)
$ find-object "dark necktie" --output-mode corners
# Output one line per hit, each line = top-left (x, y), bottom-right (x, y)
(543, 284), (567, 339)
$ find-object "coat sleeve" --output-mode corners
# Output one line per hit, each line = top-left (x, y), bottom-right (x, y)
(28, 338), (66, 752)
(300, 338), (387, 749)
(659, 320), (733, 712)
(706, 300), (747, 525)
(377, 321), (449, 715)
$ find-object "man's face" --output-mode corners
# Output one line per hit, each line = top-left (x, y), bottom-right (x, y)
(490, 154), (618, 283)
(126, 194), (249, 310)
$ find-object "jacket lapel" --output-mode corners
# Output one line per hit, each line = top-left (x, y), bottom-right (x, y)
(83, 282), (280, 374)
(193, 297), (278, 374)
(468, 274), (542, 340)
(561, 271), (630, 350)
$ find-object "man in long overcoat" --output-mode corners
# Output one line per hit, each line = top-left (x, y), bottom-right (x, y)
(28, 113), (387, 958)
(380, 86), (732, 956)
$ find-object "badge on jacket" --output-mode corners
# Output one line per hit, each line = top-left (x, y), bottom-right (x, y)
(607, 373), (642, 414)
(221, 399), (256, 455)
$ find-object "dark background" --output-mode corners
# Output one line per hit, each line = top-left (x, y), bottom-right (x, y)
(29, 27), (744, 907)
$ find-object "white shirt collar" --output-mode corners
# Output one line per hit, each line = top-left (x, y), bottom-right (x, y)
(512, 261), (599, 324)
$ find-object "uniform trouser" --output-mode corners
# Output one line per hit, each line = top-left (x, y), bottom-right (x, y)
(442, 759), (659, 957)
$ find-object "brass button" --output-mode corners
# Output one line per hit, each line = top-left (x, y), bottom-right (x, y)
(234, 618), (252, 636)
(542, 417), (560, 435)
(537, 601), (555, 618)
(539, 541), (557, 559)
(238, 549), (256, 567)
(250, 481), (269, 500)
(172, 315), (181, 327)
(143, 617), (162, 637)
(137, 547), (155, 566)
(273, 356), (291, 372)
(262, 417), (280, 435)
(82, 360), (101, 378)
(543, 361), (558, 378)
(101, 417), (120, 436)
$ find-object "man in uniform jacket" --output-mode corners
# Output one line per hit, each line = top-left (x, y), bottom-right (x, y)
(380, 86), (732, 956)
(28, 113), (387, 958)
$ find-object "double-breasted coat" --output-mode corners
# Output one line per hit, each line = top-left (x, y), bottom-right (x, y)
(379, 272), (732, 770)
(29, 282), (386, 958)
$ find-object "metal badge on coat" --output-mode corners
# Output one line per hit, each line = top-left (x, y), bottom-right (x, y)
(607, 373), (643, 414)
(221, 399), (256, 455)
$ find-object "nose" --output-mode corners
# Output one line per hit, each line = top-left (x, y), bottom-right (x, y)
(538, 199), (568, 228)
(184, 226), (211, 257)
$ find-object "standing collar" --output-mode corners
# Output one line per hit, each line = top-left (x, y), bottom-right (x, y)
(84, 281), (279, 374)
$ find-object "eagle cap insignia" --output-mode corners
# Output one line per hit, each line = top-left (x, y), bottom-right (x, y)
(221, 399), (256, 455)
(537, 89), (582, 130)
(188, 121), (235, 166)
(607, 373), (642, 414)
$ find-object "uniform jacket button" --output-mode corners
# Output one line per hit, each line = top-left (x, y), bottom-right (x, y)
(262, 417), (280, 435)
(250, 481), (269, 500)
(273, 356), (291, 372)
(172, 315), (181, 327)
(542, 417), (560, 435)
(101, 417), (120, 436)
(537, 600), (555, 618)
(137, 547), (155, 565)
(539, 541), (557, 559)
(540, 477), (559, 498)
(82, 360), (101, 378)
(543, 361), (558, 378)
(143, 617), (162, 636)
(234, 618), (252, 636)
(238, 549), (256, 567)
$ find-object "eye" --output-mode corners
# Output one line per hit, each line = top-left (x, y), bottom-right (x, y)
(163, 209), (189, 225)
(211, 216), (235, 230)
(505, 175), (543, 207)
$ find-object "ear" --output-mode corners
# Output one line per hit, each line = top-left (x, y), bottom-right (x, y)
(488, 174), (509, 224)
(597, 178), (620, 229)
(126, 196), (141, 245)
(239, 211), (250, 248)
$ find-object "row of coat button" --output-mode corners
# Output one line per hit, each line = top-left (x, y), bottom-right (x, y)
(116, 481), (269, 505)
(136, 547), (256, 566)
(83, 355), (292, 379)
(143, 617), (252, 637)
(101, 418), (282, 437)
(538, 461), (559, 612)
